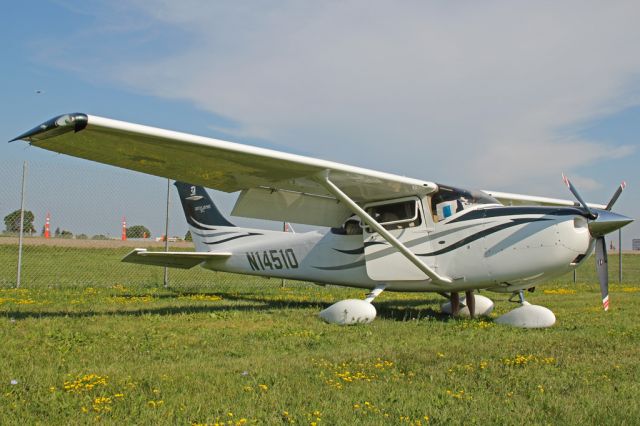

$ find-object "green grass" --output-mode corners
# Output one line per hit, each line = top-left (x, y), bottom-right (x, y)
(0, 245), (639, 425)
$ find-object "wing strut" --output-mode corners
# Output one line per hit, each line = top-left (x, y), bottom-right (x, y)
(317, 172), (452, 286)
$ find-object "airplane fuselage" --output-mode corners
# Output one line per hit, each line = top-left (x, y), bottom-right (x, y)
(193, 203), (593, 294)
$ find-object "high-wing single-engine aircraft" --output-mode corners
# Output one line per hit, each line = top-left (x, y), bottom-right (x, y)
(11, 113), (633, 328)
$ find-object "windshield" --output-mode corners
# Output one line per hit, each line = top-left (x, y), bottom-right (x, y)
(431, 184), (500, 221)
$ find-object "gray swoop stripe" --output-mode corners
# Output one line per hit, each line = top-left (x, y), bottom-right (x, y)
(204, 233), (262, 245)
(334, 247), (365, 255)
(312, 259), (366, 271)
(417, 218), (550, 257)
(364, 241), (388, 247)
(194, 231), (237, 238)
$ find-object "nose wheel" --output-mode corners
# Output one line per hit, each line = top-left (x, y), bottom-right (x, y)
(496, 290), (555, 328)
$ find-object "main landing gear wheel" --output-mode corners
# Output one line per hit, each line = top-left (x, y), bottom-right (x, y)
(441, 292), (495, 317)
(319, 284), (386, 325)
(495, 290), (556, 328)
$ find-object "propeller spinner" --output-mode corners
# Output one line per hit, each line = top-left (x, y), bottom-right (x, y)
(562, 176), (633, 311)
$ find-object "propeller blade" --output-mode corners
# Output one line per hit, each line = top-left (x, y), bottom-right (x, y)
(595, 237), (609, 311)
(562, 174), (596, 219)
(605, 181), (627, 211)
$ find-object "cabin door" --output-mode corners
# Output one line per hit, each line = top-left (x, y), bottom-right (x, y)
(362, 197), (434, 281)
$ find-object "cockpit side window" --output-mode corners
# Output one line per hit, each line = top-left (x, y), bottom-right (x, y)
(365, 199), (422, 231)
(431, 184), (500, 222)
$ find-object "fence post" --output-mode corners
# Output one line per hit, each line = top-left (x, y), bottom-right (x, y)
(163, 178), (171, 288)
(16, 161), (28, 288)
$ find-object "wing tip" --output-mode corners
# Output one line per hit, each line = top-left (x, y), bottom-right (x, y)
(10, 113), (88, 143)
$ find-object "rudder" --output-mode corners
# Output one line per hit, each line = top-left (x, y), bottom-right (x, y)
(174, 182), (235, 229)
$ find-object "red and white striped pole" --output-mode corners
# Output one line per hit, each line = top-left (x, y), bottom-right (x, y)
(44, 212), (51, 239)
(121, 216), (127, 241)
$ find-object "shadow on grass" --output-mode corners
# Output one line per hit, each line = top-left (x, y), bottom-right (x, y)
(1, 289), (465, 323)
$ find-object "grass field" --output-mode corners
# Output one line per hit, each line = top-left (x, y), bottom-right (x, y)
(0, 245), (639, 425)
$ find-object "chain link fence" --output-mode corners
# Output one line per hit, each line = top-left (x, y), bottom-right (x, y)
(1, 161), (638, 289)
(0, 161), (281, 290)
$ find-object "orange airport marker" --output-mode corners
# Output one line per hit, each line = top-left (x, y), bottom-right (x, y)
(44, 212), (51, 239)
(121, 216), (127, 241)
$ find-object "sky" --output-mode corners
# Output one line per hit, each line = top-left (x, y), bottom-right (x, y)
(1, 1), (639, 247)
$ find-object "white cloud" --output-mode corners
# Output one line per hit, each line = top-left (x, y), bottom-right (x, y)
(50, 1), (640, 196)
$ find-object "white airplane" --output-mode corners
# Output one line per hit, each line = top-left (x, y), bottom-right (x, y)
(11, 113), (633, 328)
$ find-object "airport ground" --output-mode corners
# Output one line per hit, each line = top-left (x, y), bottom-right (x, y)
(0, 243), (638, 424)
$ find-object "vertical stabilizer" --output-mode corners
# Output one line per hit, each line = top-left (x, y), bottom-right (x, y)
(174, 182), (235, 230)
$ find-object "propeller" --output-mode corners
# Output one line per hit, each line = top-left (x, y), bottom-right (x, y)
(605, 181), (627, 211)
(562, 174), (597, 219)
(562, 175), (631, 311)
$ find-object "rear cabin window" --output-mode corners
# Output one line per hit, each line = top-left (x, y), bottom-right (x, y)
(365, 200), (422, 231)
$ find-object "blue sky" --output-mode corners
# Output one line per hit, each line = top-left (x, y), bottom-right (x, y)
(1, 1), (639, 246)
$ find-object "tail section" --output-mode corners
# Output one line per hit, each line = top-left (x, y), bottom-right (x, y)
(175, 182), (235, 230)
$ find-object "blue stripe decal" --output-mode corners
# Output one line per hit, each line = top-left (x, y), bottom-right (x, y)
(417, 218), (550, 256)
(204, 233), (262, 245)
(312, 259), (366, 271)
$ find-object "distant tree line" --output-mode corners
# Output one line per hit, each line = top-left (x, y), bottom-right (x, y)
(4, 209), (36, 234)
(2, 210), (156, 240)
(3, 209), (35, 234)
(126, 225), (151, 239)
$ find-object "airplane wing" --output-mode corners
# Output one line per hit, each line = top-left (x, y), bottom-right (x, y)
(122, 248), (231, 269)
(483, 190), (607, 209)
(12, 113), (437, 227)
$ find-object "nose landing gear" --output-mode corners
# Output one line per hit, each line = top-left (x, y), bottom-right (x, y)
(495, 290), (556, 328)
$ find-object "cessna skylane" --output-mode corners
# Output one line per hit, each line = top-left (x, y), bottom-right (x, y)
(11, 113), (633, 328)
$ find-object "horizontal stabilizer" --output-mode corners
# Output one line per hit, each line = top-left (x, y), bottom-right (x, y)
(122, 249), (231, 269)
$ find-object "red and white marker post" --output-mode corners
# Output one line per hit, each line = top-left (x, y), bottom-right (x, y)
(44, 212), (51, 239)
(121, 216), (127, 241)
